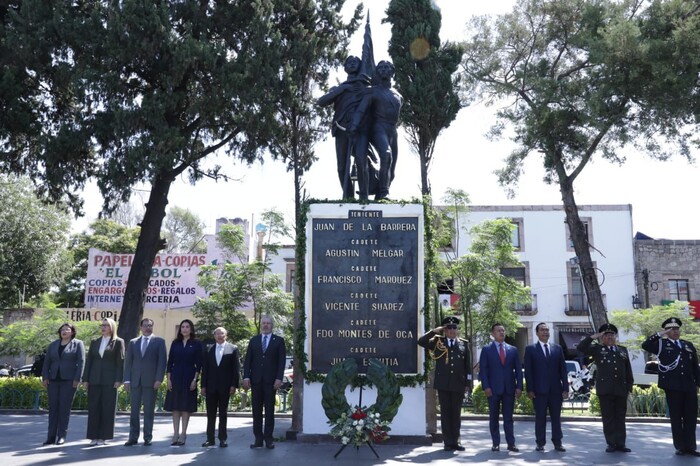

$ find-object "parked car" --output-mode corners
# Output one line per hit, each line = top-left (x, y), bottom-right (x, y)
(15, 364), (34, 377)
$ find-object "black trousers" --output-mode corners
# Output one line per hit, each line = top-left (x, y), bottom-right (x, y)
(86, 384), (118, 440)
(250, 383), (276, 443)
(438, 390), (464, 447)
(666, 389), (698, 452)
(205, 390), (231, 442)
(598, 394), (628, 447)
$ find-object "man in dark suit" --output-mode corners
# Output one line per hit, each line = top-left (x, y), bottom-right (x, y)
(524, 322), (569, 452)
(123, 318), (167, 446)
(417, 316), (472, 452)
(479, 323), (523, 452)
(201, 327), (241, 448)
(577, 323), (633, 453)
(243, 315), (286, 449)
(642, 317), (700, 456)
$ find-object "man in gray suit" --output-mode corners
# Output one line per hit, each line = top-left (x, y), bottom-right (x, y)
(123, 318), (167, 446)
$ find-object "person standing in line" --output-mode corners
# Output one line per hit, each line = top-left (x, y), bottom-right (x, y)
(242, 315), (286, 449)
(577, 323), (633, 453)
(164, 319), (203, 446)
(123, 318), (167, 446)
(417, 316), (472, 452)
(41, 323), (85, 446)
(83, 318), (124, 446)
(479, 323), (523, 453)
(641, 317), (700, 456)
(524, 322), (569, 452)
(201, 327), (241, 448)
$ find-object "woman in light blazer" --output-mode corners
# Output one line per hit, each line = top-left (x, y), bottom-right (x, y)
(41, 323), (85, 445)
(83, 318), (124, 445)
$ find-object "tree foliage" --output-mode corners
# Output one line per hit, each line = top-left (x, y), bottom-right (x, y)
(0, 175), (71, 307)
(384, 0), (464, 196)
(460, 0), (700, 330)
(162, 206), (206, 254)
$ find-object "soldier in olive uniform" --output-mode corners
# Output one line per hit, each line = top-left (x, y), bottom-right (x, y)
(642, 317), (700, 456)
(418, 316), (472, 452)
(577, 323), (633, 453)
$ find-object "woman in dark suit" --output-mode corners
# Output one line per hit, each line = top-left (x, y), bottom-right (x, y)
(41, 323), (85, 445)
(165, 319), (203, 446)
(83, 318), (124, 445)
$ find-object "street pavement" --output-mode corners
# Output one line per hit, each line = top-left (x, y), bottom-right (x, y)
(0, 412), (691, 466)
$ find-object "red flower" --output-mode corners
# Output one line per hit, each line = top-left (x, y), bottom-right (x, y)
(351, 408), (368, 420)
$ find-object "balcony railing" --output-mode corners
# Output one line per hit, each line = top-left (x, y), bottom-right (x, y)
(513, 294), (537, 315)
(564, 293), (606, 316)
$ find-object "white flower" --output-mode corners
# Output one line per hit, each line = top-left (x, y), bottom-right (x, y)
(352, 420), (358, 426)
(341, 436), (349, 445)
(356, 426), (362, 432)
(358, 419), (364, 426)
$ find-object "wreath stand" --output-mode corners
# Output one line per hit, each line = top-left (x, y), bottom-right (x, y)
(333, 379), (379, 460)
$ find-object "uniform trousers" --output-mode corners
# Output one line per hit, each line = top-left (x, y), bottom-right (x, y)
(437, 390), (464, 447)
(598, 394), (628, 447)
(665, 389), (698, 452)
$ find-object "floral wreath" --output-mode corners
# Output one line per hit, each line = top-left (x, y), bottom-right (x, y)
(322, 358), (403, 446)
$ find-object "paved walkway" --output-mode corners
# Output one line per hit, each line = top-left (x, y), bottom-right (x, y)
(0, 413), (690, 465)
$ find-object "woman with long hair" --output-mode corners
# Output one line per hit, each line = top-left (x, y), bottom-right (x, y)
(164, 319), (203, 446)
(41, 323), (85, 445)
(83, 318), (124, 445)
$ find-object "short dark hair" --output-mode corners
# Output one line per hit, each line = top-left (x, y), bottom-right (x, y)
(491, 323), (504, 331)
(57, 323), (77, 340)
(535, 322), (548, 332)
(140, 318), (154, 326)
(176, 319), (197, 341)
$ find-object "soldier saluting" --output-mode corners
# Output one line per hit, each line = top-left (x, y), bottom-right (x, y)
(642, 317), (700, 456)
(418, 316), (472, 452)
(577, 323), (633, 453)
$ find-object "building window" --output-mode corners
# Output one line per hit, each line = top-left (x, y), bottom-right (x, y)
(501, 266), (526, 286)
(567, 265), (587, 312)
(501, 264), (534, 313)
(510, 218), (524, 251)
(566, 217), (593, 251)
(668, 279), (690, 301)
(286, 263), (297, 298)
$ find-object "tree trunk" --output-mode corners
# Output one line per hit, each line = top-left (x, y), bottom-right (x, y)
(118, 172), (172, 342)
(419, 144), (431, 196)
(290, 152), (304, 437)
(559, 178), (608, 331)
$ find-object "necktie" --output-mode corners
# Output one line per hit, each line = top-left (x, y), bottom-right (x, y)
(544, 343), (550, 358)
(216, 344), (223, 366)
(141, 337), (149, 356)
(262, 335), (268, 352)
(499, 343), (505, 365)
(677, 340), (682, 350)
(449, 339), (454, 348)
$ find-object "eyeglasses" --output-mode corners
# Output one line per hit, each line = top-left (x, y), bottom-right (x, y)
(445, 325), (457, 329)
(100, 324), (110, 327)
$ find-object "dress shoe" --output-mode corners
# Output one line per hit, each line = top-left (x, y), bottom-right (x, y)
(554, 445), (566, 452)
(56, 438), (65, 445)
(491, 445), (500, 452)
(124, 439), (137, 446)
(686, 450), (700, 457)
(616, 446), (631, 453)
(219, 440), (228, 448)
(266, 441), (275, 449)
(535, 445), (545, 452)
(605, 445), (617, 452)
(250, 442), (263, 449)
(507, 445), (519, 452)
(453, 444), (465, 451)
(676, 450), (686, 456)
(443, 445), (455, 451)
(42, 439), (54, 446)
(202, 440), (216, 447)
(143, 440), (152, 446)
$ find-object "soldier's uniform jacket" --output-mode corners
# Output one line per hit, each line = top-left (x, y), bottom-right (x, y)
(417, 331), (472, 392)
(577, 336), (633, 396)
(641, 334), (700, 392)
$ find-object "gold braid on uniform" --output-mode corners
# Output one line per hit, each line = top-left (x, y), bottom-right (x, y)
(429, 336), (449, 364)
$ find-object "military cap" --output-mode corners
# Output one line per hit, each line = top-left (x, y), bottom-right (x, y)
(598, 323), (618, 334)
(441, 316), (460, 326)
(662, 317), (682, 329)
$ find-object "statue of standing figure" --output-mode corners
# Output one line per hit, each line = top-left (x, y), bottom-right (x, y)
(317, 16), (402, 201)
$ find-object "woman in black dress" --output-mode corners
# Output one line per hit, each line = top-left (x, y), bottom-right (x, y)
(165, 319), (203, 446)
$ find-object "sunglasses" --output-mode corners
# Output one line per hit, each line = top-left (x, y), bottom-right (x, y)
(445, 324), (457, 329)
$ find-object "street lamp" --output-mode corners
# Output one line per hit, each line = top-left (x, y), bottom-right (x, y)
(632, 295), (642, 309)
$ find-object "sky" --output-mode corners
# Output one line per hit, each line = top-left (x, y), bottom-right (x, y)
(75, 0), (700, 241)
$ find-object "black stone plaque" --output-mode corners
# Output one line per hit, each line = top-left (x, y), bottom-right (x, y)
(309, 209), (420, 373)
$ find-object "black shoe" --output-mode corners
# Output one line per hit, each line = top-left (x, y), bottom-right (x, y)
(250, 442), (263, 449)
(536, 445), (545, 452)
(676, 450), (686, 456)
(616, 446), (631, 453)
(202, 440), (216, 447)
(606, 445), (616, 452)
(55, 438), (65, 445)
(454, 444), (465, 451)
(507, 445), (519, 452)
(42, 439), (54, 446)
(219, 441), (228, 448)
(554, 445), (566, 452)
(143, 440), (152, 446)
(443, 445), (455, 451)
(265, 441), (275, 449)
(491, 445), (500, 452)
(124, 440), (137, 446)
(686, 450), (700, 457)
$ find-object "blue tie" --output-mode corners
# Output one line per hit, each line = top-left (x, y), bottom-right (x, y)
(544, 343), (550, 358)
(262, 335), (268, 352)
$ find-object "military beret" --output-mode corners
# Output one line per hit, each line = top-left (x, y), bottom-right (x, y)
(598, 323), (618, 334)
(441, 316), (460, 326)
(662, 317), (682, 329)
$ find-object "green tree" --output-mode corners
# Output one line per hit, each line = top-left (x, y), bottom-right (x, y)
(162, 206), (206, 254)
(384, 0), (464, 195)
(0, 175), (71, 307)
(53, 219), (139, 308)
(460, 0), (698, 331)
(1, 1), (359, 342)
